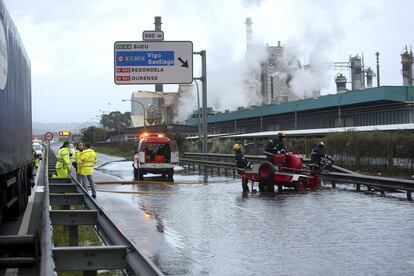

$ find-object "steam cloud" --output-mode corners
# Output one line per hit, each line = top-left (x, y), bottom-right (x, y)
(173, 0), (344, 123)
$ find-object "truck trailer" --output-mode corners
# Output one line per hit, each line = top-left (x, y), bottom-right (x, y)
(0, 1), (33, 224)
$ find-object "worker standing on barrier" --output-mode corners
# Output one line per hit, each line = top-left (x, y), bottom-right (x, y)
(264, 132), (286, 162)
(311, 142), (326, 174)
(54, 141), (71, 178)
(72, 142), (84, 182)
(233, 143), (251, 173)
(79, 142), (97, 198)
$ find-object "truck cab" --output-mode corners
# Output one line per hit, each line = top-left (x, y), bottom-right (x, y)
(133, 133), (179, 180)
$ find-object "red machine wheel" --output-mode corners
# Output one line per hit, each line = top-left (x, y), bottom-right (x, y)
(294, 178), (307, 192)
(258, 162), (275, 181)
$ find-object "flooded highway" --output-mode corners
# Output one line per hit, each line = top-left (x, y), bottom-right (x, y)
(96, 161), (414, 276)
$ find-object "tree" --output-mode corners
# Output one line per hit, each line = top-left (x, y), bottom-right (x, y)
(100, 111), (131, 131)
(81, 126), (107, 144)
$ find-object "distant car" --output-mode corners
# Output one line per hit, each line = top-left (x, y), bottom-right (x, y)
(32, 143), (43, 159)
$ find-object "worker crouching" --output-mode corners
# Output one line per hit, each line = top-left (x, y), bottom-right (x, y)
(79, 142), (97, 198)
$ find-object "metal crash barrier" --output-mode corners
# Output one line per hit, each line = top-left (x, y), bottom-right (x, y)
(180, 152), (414, 200)
(41, 145), (163, 275)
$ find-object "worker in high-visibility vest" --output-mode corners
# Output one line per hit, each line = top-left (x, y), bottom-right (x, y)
(78, 142), (97, 198)
(32, 149), (39, 169)
(72, 142), (84, 182)
(54, 141), (71, 178)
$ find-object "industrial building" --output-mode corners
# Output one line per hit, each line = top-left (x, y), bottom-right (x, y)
(185, 86), (414, 134)
(129, 84), (192, 128)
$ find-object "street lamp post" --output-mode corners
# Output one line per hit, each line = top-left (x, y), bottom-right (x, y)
(122, 99), (147, 132)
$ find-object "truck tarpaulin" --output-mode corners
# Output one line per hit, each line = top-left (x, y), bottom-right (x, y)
(0, 1), (32, 175)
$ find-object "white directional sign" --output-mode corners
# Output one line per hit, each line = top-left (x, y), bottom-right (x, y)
(114, 41), (193, 85)
(142, 31), (164, 41)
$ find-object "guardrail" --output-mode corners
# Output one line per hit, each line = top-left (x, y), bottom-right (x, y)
(182, 152), (358, 175)
(180, 152), (414, 200)
(42, 145), (163, 275)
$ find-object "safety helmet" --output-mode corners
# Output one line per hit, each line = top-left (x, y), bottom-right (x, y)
(233, 143), (242, 151)
(277, 132), (285, 137)
(318, 141), (325, 147)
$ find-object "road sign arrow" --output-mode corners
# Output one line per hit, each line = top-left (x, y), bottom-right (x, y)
(178, 57), (189, 68)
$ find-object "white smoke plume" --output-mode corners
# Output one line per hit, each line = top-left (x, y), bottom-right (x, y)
(171, 0), (346, 122)
(281, 24), (342, 99)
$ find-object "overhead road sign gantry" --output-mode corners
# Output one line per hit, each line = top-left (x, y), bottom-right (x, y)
(114, 41), (193, 85)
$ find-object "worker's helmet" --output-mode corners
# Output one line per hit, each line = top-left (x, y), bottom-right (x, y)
(277, 132), (285, 138)
(318, 141), (325, 148)
(233, 143), (242, 151)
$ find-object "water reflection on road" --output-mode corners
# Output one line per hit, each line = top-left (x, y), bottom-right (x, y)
(97, 161), (414, 276)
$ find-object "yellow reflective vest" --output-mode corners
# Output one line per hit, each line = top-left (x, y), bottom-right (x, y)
(56, 147), (70, 169)
(72, 149), (82, 173)
(79, 148), (97, 176)
(72, 149), (81, 163)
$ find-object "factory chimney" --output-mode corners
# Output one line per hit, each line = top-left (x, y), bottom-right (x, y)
(335, 74), (347, 93)
(245, 17), (253, 50)
(375, 52), (380, 87)
(401, 46), (413, 86)
(366, 67), (374, 88)
(154, 16), (162, 31)
(349, 55), (363, 90)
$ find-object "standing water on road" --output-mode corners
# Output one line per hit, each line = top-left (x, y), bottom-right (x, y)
(97, 161), (414, 276)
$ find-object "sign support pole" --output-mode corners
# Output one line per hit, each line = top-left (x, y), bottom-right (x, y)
(194, 50), (208, 153)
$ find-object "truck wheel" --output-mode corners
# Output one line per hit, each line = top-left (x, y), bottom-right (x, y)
(294, 178), (307, 192)
(8, 169), (25, 216)
(167, 170), (174, 179)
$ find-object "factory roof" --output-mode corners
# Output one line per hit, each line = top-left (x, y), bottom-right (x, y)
(186, 86), (414, 125)
(223, 123), (414, 139)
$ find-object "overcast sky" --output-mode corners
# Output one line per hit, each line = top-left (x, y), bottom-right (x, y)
(4, 0), (414, 123)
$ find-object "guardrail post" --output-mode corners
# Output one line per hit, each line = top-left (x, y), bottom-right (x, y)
(407, 191), (412, 201)
(332, 181), (336, 188)
(367, 185), (372, 192)
(356, 184), (360, 192)
(381, 190), (385, 196)
(233, 169), (236, 178)
(198, 165), (201, 175)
